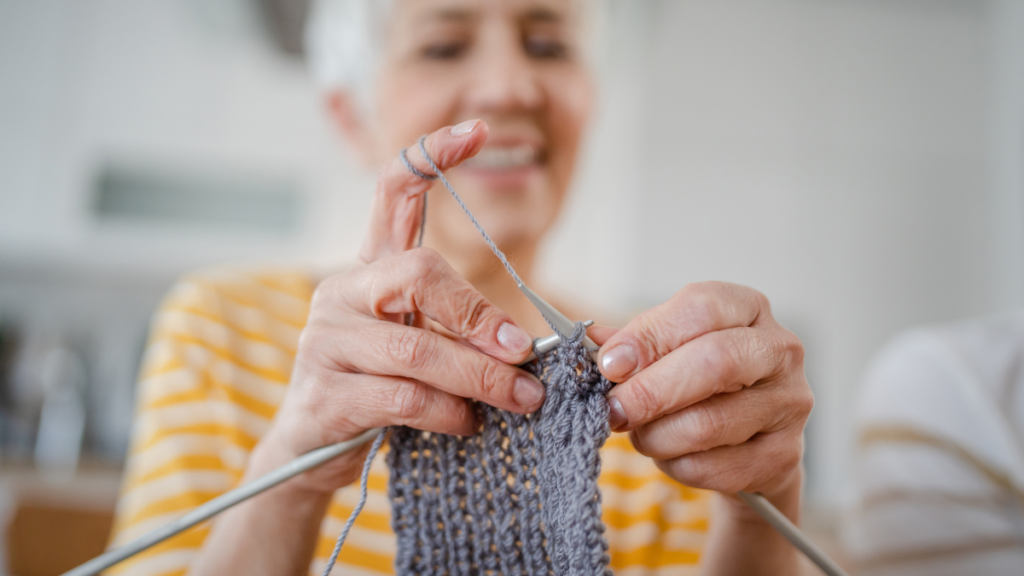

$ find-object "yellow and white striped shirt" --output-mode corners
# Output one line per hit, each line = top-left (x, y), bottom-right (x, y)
(108, 267), (711, 575)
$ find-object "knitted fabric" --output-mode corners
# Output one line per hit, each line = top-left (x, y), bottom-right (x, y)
(322, 136), (615, 575)
(388, 322), (614, 575)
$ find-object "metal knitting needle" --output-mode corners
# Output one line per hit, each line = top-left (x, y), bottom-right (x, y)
(59, 328), (576, 576)
(521, 319), (594, 364)
(61, 327), (847, 576)
(517, 283), (600, 361)
(59, 428), (384, 576)
(738, 492), (849, 576)
(515, 288), (849, 576)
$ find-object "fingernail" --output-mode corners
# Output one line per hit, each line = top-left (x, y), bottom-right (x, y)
(601, 345), (638, 379)
(513, 375), (545, 408)
(607, 396), (628, 431)
(450, 120), (479, 137)
(497, 322), (532, 355)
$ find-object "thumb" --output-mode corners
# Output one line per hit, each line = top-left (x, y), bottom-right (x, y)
(359, 120), (488, 264)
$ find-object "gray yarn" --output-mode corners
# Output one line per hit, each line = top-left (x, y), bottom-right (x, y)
(320, 429), (387, 576)
(413, 136), (528, 298)
(388, 323), (613, 576)
(321, 135), (614, 575)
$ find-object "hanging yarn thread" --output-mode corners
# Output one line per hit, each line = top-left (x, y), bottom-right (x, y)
(322, 136), (614, 576)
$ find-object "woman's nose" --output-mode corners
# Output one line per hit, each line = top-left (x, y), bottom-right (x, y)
(465, 34), (544, 114)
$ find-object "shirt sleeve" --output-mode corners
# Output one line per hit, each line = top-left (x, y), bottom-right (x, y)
(845, 328), (1024, 576)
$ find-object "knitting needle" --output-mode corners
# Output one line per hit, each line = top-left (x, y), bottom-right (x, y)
(517, 283), (600, 361)
(61, 329), (847, 576)
(59, 326), (581, 576)
(738, 492), (850, 576)
(514, 294), (850, 576)
(59, 427), (384, 576)
(520, 319), (594, 364)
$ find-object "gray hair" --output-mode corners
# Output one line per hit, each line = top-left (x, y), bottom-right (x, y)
(304, 0), (605, 104)
(304, 0), (393, 107)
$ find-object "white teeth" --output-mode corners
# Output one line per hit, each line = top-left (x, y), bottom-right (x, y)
(467, 144), (537, 169)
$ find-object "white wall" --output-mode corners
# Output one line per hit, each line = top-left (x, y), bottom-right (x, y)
(989, 0), (1024, 312)
(0, 0), (373, 276)
(563, 0), (993, 504)
(0, 0), (1014, 504)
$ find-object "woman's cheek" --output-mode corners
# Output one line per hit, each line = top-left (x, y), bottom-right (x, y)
(546, 74), (592, 206)
(373, 72), (464, 156)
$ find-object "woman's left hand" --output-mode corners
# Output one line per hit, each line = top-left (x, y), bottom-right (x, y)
(593, 281), (813, 508)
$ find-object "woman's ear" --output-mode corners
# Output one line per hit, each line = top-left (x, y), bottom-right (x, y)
(325, 90), (375, 168)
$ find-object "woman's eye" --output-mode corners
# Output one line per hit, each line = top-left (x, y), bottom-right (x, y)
(422, 42), (467, 60)
(524, 37), (568, 60)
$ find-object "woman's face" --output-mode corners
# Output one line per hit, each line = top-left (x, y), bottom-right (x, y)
(351, 0), (594, 271)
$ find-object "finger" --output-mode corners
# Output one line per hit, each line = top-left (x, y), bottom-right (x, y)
(325, 316), (545, 414)
(598, 282), (769, 382)
(653, 432), (803, 495)
(333, 248), (534, 364)
(311, 372), (481, 437)
(628, 386), (790, 460)
(359, 120), (489, 263)
(587, 325), (619, 346)
(607, 326), (797, 431)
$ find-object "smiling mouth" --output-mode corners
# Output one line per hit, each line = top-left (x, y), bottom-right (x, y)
(465, 144), (540, 170)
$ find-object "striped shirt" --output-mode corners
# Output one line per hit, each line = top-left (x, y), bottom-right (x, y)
(848, 314), (1024, 574)
(108, 267), (711, 576)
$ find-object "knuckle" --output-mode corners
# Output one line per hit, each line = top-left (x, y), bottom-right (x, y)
(404, 247), (445, 284)
(414, 246), (444, 269)
(759, 438), (803, 485)
(635, 313), (676, 360)
(296, 326), (326, 360)
(700, 336), (739, 387)
(754, 290), (771, 314)
(385, 329), (435, 371)
(781, 331), (805, 367)
(762, 330), (806, 382)
(737, 284), (771, 324)
(781, 440), (803, 471)
(686, 402), (727, 449)
(719, 468), (750, 494)
(674, 283), (722, 331)
(310, 274), (345, 309)
(624, 375), (660, 423)
(297, 326), (345, 370)
(456, 290), (493, 338)
(628, 428), (654, 458)
(756, 336), (783, 379)
(389, 380), (430, 422)
(475, 360), (505, 400)
(668, 454), (712, 488)
(795, 384), (815, 418)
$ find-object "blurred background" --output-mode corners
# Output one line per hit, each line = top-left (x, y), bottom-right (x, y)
(1, 0), (1022, 574)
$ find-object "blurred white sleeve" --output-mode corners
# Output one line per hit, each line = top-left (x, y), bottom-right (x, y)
(844, 318), (1024, 576)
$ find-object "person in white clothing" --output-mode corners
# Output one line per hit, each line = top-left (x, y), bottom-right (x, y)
(845, 312), (1024, 575)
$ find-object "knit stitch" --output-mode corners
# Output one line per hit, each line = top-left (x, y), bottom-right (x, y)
(388, 323), (613, 576)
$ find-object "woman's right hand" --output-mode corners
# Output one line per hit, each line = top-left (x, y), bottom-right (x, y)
(254, 120), (543, 494)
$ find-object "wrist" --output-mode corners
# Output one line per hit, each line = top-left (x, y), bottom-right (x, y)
(190, 430), (333, 575)
(246, 429), (336, 500)
(250, 423), (374, 496)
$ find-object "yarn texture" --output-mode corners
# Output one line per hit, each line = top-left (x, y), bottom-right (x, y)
(388, 323), (614, 575)
(323, 135), (615, 575)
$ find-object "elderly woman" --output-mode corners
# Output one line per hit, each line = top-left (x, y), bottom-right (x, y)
(107, 1), (813, 575)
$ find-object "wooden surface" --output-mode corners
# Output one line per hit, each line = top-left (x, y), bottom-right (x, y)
(8, 503), (115, 576)
(2, 463), (121, 576)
